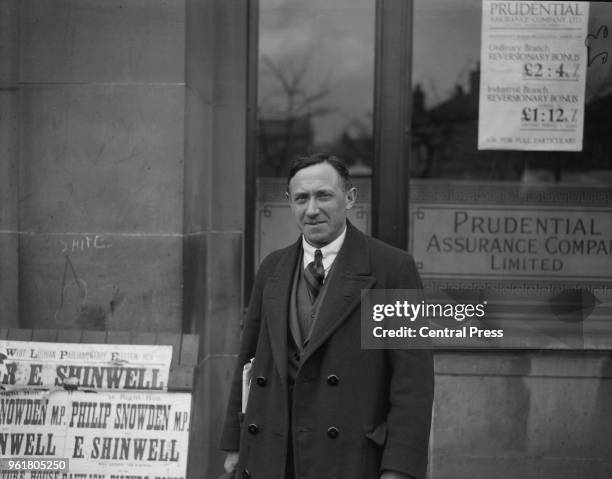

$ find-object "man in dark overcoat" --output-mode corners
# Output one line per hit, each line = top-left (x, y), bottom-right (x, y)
(220, 154), (434, 479)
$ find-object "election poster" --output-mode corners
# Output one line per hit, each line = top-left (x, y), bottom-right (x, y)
(478, 0), (589, 151)
(0, 389), (191, 479)
(0, 342), (172, 391)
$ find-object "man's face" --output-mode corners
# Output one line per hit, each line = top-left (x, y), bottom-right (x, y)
(287, 162), (356, 247)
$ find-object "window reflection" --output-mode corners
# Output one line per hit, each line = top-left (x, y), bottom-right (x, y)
(255, 0), (375, 265)
(409, 1), (612, 350)
(258, 0), (375, 178)
(412, 0), (612, 184)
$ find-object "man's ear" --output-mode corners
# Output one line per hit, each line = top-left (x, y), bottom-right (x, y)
(345, 187), (357, 210)
(285, 191), (291, 203)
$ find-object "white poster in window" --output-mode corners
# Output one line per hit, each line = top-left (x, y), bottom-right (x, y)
(478, 1), (589, 151)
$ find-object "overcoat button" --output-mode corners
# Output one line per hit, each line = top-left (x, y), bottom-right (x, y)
(327, 374), (339, 386)
(327, 426), (339, 438)
(242, 469), (250, 479)
(256, 376), (267, 386)
(293, 352), (300, 361)
(247, 424), (259, 435)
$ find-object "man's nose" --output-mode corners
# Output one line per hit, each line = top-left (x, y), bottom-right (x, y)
(305, 198), (319, 216)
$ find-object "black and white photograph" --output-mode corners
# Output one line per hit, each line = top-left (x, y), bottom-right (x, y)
(1, 1), (611, 478)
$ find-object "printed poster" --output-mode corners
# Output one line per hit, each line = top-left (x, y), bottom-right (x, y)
(0, 342), (172, 391)
(478, 1), (589, 151)
(0, 389), (191, 479)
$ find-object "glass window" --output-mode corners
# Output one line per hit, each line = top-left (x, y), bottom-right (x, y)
(411, 0), (612, 182)
(409, 0), (612, 349)
(255, 0), (375, 265)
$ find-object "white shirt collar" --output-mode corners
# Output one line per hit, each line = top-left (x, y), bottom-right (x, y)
(302, 223), (347, 277)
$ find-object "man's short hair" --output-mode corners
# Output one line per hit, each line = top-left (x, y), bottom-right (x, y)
(286, 153), (352, 192)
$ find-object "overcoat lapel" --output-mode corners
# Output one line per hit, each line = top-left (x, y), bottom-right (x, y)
(263, 238), (301, 387)
(302, 223), (376, 363)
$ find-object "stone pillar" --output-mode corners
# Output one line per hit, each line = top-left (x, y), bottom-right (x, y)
(17, 0), (186, 331)
(0, 0), (19, 328)
(184, 0), (248, 477)
(3, 1), (250, 475)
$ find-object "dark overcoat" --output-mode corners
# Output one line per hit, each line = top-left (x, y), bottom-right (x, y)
(220, 222), (434, 479)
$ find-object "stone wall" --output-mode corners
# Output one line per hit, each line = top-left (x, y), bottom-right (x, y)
(431, 351), (612, 478)
(6, 0), (187, 332)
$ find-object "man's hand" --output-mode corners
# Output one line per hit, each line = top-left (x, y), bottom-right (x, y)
(380, 471), (413, 479)
(224, 451), (239, 473)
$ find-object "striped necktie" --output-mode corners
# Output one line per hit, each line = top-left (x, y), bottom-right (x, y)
(304, 249), (325, 302)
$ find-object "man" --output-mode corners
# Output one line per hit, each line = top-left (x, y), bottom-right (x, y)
(220, 154), (434, 479)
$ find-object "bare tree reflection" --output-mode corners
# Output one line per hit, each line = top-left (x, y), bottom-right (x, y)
(259, 54), (335, 177)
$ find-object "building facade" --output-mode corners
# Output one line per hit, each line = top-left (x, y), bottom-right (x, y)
(1, 1), (611, 478)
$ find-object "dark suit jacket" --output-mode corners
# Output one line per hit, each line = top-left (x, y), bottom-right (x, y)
(220, 222), (434, 479)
